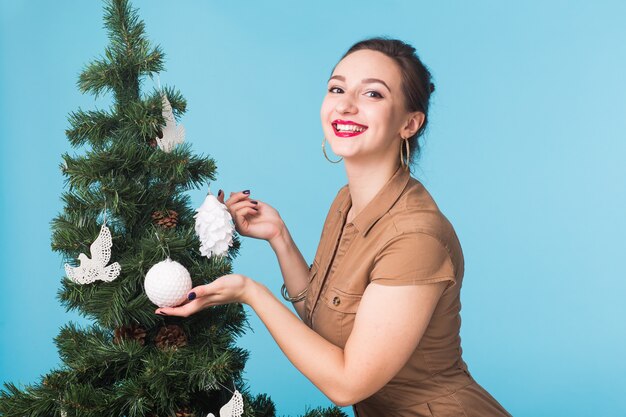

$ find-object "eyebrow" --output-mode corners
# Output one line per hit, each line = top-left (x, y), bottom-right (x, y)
(328, 75), (392, 93)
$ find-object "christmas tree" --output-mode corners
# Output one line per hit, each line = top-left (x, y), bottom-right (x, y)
(0, 1), (346, 416)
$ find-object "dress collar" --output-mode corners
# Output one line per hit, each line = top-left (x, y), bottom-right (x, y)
(338, 165), (411, 237)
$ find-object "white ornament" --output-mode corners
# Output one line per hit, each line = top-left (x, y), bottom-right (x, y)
(64, 224), (121, 284)
(155, 94), (185, 152)
(194, 189), (235, 258)
(144, 258), (192, 308)
(207, 389), (244, 417)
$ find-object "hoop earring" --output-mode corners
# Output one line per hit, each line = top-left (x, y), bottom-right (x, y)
(322, 137), (343, 163)
(400, 138), (410, 171)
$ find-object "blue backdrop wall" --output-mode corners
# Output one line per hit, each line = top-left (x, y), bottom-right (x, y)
(1, 1), (625, 416)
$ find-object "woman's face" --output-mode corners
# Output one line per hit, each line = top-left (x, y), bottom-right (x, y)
(320, 49), (417, 164)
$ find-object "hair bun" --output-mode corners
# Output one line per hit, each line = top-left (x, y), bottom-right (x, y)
(429, 82), (435, 93)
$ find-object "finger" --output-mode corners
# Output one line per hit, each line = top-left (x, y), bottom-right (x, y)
(217, 189), (225, 204)
(228, 201), (260, 226)
(239, 207), (259, 219)
(225, 190), (251, 209)
(187, 279), (227, 299)
(235, 208), (260, 227)
(230, 199), (259, 214)
(230, 203), (258, 228)
(242, 207), (259, 216)
(155, 299), (204, 318)
(153, 282), (215, 316)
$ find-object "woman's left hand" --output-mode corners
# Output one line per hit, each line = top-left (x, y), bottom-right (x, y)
(154, 274), (254, 317)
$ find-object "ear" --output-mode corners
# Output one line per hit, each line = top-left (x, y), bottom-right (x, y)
(401, 111), (425, 139)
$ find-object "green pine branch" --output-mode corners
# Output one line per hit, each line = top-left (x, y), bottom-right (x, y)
(66, 109), (118, 148)
(79, 0), (164, 107)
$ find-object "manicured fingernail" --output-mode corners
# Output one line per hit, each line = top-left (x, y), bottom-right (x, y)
(243, 190), (250, 195)
(218, 189), (223, 196)
(250, 200), (258, 204)
(188, 292), (196, 300)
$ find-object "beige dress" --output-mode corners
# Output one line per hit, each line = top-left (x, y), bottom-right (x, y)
(303, 165), (511, 417)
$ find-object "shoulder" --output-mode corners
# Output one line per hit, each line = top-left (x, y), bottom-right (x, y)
(371, 177), (465, 280)
(388, 178), (456, 243)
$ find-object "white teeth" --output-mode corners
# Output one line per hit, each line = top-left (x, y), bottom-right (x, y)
(335, 123), (366, 132)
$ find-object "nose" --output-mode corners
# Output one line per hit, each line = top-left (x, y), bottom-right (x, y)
(335, 94), (358, 115)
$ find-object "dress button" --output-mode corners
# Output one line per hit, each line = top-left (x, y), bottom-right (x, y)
(332, 296), (341, 306)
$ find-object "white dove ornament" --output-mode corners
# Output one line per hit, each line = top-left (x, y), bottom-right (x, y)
(206, 389), (244, 417)
(156, 94), (185, 153)
(64, 224), (121, 284)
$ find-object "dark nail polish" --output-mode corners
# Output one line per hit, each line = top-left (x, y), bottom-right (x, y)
(158, 311), (167, 315)
(250, 200), (258, 204)
(243, 190), (250, 195)
(188, 292), (196, 301)
(218, 189), (223, 195)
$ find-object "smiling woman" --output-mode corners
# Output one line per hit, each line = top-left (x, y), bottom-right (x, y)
(156, 37), (512, 417)
(321, 38), (435, 169)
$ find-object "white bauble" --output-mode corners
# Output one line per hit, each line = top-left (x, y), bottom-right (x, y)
(194, 190), (235, 258)
(144, 258), (192, 308)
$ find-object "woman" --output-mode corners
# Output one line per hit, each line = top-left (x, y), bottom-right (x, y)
(156, 38), (512, 417)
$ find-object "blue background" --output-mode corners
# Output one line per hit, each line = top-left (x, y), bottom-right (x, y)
(1, 1), (625, 416)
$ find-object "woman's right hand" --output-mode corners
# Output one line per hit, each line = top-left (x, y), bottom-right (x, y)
(217, 189), (285, 243)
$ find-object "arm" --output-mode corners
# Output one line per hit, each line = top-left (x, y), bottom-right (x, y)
(246, 279), (446, 407)
(268, 226), (311, 320)
(156, 275), (445, 406)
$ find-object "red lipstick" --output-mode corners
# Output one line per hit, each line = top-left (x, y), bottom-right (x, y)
(332, 119), (368, 138)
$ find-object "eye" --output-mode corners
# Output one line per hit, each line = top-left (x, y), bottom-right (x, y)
(328, 86), (344, 94)
(364, 90), (383, 98)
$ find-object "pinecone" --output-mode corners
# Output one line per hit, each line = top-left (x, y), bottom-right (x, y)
(152, 209), (179, 229)
(113, 323), (147, 346)
(175, 407), (195, 417)
(155, 324), (188, 350)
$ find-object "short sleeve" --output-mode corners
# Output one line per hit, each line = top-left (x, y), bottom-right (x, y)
(369, 232), (456, 287)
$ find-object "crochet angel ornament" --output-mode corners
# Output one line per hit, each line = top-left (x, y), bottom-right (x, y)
(155, 93), (185, 152)
(207, 389), (244, 417)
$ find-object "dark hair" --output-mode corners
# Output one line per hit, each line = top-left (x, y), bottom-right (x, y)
(337, 37), (435, 168)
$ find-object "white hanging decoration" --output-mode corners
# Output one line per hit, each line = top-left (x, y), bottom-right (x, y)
(155, 93), (185, 153)
(194, 188), (235, 258)
(144, 258), (192, 308)
(207, 389), (244, 417)
(64, 221), (121, 285)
